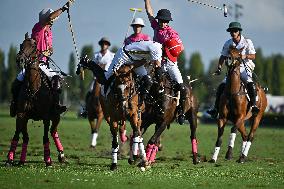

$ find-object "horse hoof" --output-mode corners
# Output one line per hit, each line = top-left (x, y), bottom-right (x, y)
(58, 152), (65, 163)
(237, 154), (246, 163)
(208, 159), (216, 163)
(158, 144), (163, 151)
(193, 158), (200, 165)
(45, 161), (52, 167)
(110, 163), (117, 171)
(5, 160), (14, 167)
(225, 147), (233, 160)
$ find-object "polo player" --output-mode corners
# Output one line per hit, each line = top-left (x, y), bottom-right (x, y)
(10, 3), (70, 117)
(207, 21), (260, 118)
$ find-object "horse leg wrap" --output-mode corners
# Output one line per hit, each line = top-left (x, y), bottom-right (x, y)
(120, 130), (128, 143)
(51, 132), (64, 152)
(146, 144), (158, 162)
(228, 133), (236, 148)
(242, 141), (252, 157)
(132, 137), (140, 156)
(7, 140), (18, 161)
(112, 146), (119, 164)
(241, 141), (247, 154)
(91, 132), (98, 147)
(20, 143), (28, 162)
(138, 137), (146, 160)
(212, 147), (220, 161)
(43, 142), (51, 163)
(191, 139), (198, 154)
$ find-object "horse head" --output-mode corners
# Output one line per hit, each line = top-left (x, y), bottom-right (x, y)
(16, 33), (37, 68)
(113, 65), (134, 102)
(226, 45), (244, 71)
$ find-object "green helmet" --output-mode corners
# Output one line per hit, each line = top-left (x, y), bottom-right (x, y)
(226, 22), (242, 32)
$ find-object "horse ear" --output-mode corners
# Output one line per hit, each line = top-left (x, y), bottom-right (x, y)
(25, 32), (29, 39)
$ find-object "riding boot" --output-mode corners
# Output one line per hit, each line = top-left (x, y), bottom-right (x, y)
(177, 83), (187, 125)
(10, 79), (23, 117)
(207, 83), (225, 119)
(139, 75), (152, 105)
(247, 82), (260, 116)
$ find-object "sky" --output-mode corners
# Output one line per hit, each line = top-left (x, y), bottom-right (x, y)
(0, 0), (284, 72)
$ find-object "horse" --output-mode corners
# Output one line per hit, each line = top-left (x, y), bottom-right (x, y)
(86, 78), (128, 149)
(209, 45), (267, 163)
(140, 65), (200, 165)
(6, 33), (65, 167)
(78, 58), (148, 171)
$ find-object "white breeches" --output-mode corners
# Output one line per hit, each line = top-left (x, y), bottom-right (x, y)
(222, 64), (253, 84)
(16, 63), (57, 81)
(105, 48), (147, 80)
(162, 59), (184, 84)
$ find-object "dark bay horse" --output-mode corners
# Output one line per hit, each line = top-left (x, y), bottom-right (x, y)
(209, 46), (267, 163)
(141, 67), (200, 165)
(6, 34), (65, 166)
(78, 58), (148, 171)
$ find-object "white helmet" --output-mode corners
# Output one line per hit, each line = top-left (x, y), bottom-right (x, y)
(131, 18), (145, 27)
(39, 8), (54, 22)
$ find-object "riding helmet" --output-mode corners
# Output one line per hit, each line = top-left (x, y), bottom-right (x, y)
(155, 9), (173, 21)
(226, 22), (243, 32)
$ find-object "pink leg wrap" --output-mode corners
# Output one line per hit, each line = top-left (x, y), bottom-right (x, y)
(146, 144), (158, 162)
(8, 140), (18, 161)
(20, 143), (28, 162)
(192, 139), (198, 154)
(52, 132), (64, 152)
(44, 142), (51, 163)
(120, 131), (128, 143)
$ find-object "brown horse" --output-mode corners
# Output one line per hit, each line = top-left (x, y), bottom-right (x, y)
(86, 79), (128, 148)
(78, 58), (148, 171)
(6, 34), (65, 167)
(209, 45), (267, 163)
(141, 66), (200, 165)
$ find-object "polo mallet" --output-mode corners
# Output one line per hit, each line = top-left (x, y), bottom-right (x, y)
(124, 8), (143, 42)
(187, 0), (228, 17)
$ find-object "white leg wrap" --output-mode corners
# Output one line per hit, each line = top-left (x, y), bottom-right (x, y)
(212, 147), (220, 161)
(138, 137), (146, 159)
(132, 137), (140, 156)
(242, 141), (252, 157)
(91, 133), (98, 147)
(112, 146), (119, 164)
(228, 133), (237, 148)
(241, 141), (247, 154)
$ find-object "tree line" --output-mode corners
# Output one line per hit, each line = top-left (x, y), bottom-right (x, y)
(1, 45), (284, 110)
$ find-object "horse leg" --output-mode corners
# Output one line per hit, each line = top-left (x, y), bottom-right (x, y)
(225, 126), (237, 160)
(50, 116), (65, 163)
(110, 121), (119, 171)
(19, 122), (29, 166)
(236, 120), (248, 163)
(209, 118), (227, 163)
(43, 120), (52, 167)
(187, 110), (199, 165)
(6, 116), (25, 166)
(119, 120), (128, 143)
(89, 115), (98, 148)
(145, 122), (167, 164)
(238, 116), (261, 163)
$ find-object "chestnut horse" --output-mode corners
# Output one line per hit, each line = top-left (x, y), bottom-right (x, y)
(209, 46), (267, 163)
(86, 79), (128, 148)
(141, 66), (200, 165)
(6, 34), (65, 167)
(78, 58), (148, 171)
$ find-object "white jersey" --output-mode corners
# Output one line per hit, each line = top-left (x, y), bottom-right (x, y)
(221, 35), (256, 70)
(105, 41), (163, 80)
(93, 49), (114, 71)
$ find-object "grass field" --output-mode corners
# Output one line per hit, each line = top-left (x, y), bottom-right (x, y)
(0, 108), (283, 189)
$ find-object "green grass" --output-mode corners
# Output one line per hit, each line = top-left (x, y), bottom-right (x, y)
(0, 108), (283, 189)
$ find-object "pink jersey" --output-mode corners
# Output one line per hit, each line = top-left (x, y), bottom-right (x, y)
(124, 33), (151, 45)
(31, 22), (53, 62)
(151, 19), (183, 46)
